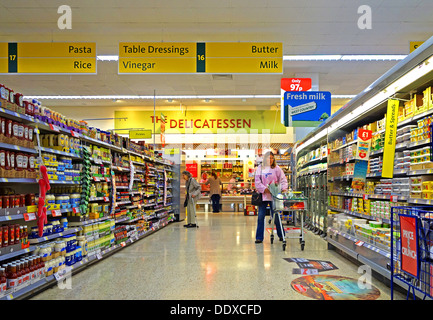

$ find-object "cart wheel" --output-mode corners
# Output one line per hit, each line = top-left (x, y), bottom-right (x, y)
(301, 242), (305, 251)
(270, 235), (274, 244)
(283, 243), (286, 251)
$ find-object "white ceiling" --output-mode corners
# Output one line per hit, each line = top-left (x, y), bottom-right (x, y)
(0, 0), (432, 110)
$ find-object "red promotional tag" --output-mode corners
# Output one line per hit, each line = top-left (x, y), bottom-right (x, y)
(281, 78), (312, 92)
(358, 129), (372, 141)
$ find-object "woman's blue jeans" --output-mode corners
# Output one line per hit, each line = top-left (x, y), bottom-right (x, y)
(256, 201), (284, 241)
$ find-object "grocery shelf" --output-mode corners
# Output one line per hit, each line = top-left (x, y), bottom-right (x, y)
(37, 146), (81, 159)
(28, 227), (82, 244)
(1, 219), (171, 300)
(407, 198), (433, 205)
(0, 142), (37, 154)
(406, 138), (430, 149)
(0, 246), (36, 262)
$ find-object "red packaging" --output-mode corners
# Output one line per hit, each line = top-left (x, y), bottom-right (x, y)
(13, 195), (19, 208)
(14, 93), (23, 108)
(12, 122), (19, 140)
(28, 127), (33, 143)
(0, 117), (4, 136)
(0, 150), (5, 169)
(0, 227), (2, 247)
(21, 154), (28, 171)
(14, 224), (20, 244)
(23, 125), (29, 142)
(5, 151), (10, 170)
(2, 196), (9, 209)
(0, 84), (6, 100)
(8, 89), (14, 104)
(5, 120), (12, 138)
(19, 194), (25, 207)
(15, 153), (23, 171)
(8, 225), (14, 244)
(9, 152), (15, 171)
(2, 226), (5, 247)
(28, 155), (35, 172)
(17, 123), (23, 141)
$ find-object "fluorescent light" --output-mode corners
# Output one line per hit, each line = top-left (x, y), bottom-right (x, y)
(340, 55), (406, 61)
(96, 54), (407, 62)
(97, 55), (119, 61)
(283, 55), (342, 61)
(24, 94), (355, 100)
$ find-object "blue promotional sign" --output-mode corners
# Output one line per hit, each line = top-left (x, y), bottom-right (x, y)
(283, 91), (331, 126)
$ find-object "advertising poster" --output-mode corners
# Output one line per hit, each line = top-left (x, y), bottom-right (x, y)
(284, 258), (338, 274)
(291, 275), (381, 300)
(351, 160), (369, 191)
(399, 214), (419, 278)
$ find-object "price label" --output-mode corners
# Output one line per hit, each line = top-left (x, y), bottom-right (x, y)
(355, 240), (365, 247)
(51, 210), (62, 217)
(72, 207), (81, 214)
(390, 195), (398, 202)
(23, 212), (36, 221)
(363, 194), (368, 200)
(93, 176), (100, 182)
(96, 252), (103, 260)
(121, 242), (126, 247)
(49, 124), (60, 132)
(70, 130), (80, 138)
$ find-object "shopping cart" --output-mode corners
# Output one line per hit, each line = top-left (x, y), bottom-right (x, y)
(268, 183), (307, 251)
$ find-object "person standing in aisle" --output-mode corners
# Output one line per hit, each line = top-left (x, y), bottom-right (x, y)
(182, 170), (201, 228)
(204, 172), (222, 213)
(254, 151), (288, 243)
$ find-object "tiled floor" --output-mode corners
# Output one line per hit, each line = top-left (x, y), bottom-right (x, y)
(30, 211), (405, 300)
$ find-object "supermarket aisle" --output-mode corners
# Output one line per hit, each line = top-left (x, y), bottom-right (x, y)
(30, 212), (404, 300)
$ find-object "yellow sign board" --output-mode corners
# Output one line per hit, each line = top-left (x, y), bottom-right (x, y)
(115, 110), (287, 134)
(206, 42), (282, 58)
(206, 57), (282, 74)
(0, 42), (97, 74)
(382, 99), (399, 178)
(129, 129), (152, 139)
(118, 42), (283, 74)
(410, 41), (424, 53)
(119, 42), (196, 57)
(18, 42), (96, 57)
(119, 57), (196, 73)
(164, 148), (180, 155)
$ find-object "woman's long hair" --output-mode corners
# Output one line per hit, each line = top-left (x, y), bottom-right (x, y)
(263, 151), (276, 169)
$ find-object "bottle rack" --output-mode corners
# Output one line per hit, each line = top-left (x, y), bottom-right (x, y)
(0, 95), (177, 300)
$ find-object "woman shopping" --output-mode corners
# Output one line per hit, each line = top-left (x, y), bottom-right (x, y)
(182, 170), (201, 228)
(254, 151), (288, 243)
(205, 172), (222, 213)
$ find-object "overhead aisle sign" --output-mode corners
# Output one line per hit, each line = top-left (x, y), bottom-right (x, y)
(118, 42), (282, 74)
(0, 42), (97, 74)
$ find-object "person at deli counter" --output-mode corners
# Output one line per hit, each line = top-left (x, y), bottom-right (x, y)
(254, 151), (288, 244)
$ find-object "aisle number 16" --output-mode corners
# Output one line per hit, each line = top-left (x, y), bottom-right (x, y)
(197, 54), (205, 60)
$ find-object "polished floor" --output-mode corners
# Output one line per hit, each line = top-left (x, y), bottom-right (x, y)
(30, 211), (405, 300)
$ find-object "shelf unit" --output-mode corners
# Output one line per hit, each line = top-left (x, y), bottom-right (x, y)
(0, 96), (179, 300)
(295, 142), (328, 236)
(293, 35), (433, 299)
